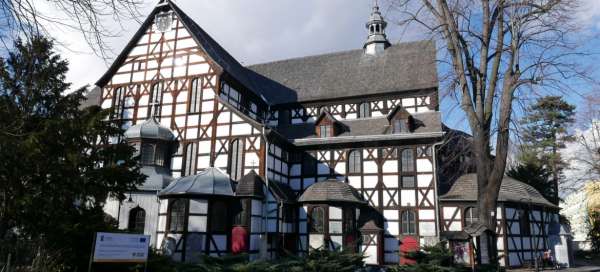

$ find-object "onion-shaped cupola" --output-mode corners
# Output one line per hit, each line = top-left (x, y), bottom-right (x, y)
(124, 104), (176, 190)
(364, 2), (391, 55)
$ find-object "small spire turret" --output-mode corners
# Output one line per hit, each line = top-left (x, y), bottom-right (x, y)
(364, 1), (391, 55)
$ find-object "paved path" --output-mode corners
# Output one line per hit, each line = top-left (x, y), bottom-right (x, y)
(509, 265), (600, 271)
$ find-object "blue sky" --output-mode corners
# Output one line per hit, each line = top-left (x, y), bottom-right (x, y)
(52, 0), (600, 133)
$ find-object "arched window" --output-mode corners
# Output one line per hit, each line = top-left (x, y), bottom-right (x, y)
(151, 82), (163, 117)
(141, 143), (155, 165)
(228, 139), (244, 180)
(348, 150), (362, 174)
(464, 207), (479, 226)
(401, 210), (417, 235)
(128, 207), (146, 233)
(189, 78), (201, 113)
(210, 200), (228, 232)
(169, 199), (186, 232)
(309, 206), (325, 233)
(401, 149), (415, 172)
(183, 142), (198, 176)
(358, 103), (371, 118)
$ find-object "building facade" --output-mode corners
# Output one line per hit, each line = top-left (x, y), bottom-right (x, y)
(94, 0), (561, 267)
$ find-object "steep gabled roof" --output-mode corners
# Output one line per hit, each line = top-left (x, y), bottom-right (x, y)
(247, 40), (438, 104)
(96, 0), (262, 98)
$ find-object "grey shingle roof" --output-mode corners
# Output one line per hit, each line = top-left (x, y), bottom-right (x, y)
(267, 180), (296, 204)
(159, 167), (234, 198)
(440, 173), (557, 208)
(235, 170), (264, 199)
(247, 40), (438, 104)
(278, 111), (442, 140)
(235, 171), (296, 203)
(97, 1), (437, 109)
(298, 180), (366, 205)
(124, 118), (175, 141)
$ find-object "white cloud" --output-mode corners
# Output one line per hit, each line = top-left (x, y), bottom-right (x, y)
(48, 0), (424, 90)
(560, 121), (600, 197)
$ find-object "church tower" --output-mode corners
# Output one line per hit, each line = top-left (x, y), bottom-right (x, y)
(364, 1), (391, 55)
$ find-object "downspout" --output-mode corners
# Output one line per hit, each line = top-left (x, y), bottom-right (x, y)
(432, 140), (445, 243)
(261, 106), (271, 259)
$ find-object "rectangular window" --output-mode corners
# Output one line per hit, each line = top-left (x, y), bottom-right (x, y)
(141, 144), (155, 165)
(210, 200), (228, 232)
(358, 103), (371, 118)
(189, 78), (201, 113)
(183, 142), (198, 176)
(393, 119), (409, 133)
(228, 139), (244, 180)
(309, 206), (325, 233)
(155, 145), (165, 166)
(150, 82), (163, 117)
(320, 125), (332, 137)
(520, 210), (531, 235)
(229, 88), (240, 108)
(113, 87), (125, 119)
(401, 176), (416, 188)
(348, 150), (362, 174)
(401, 149), (415, 172)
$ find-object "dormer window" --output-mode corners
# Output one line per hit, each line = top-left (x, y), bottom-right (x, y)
(393, 119), (410, 133)
(387, 105), (414, 134)
(315, 110), (341, 138)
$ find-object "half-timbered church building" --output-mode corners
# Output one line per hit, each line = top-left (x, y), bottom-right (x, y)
(93, 0), (563, 268)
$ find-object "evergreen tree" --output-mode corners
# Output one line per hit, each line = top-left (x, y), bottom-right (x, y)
(0, 37), (144, 270)
(507, 162), (553, 202)
(520, 96), (576, 204)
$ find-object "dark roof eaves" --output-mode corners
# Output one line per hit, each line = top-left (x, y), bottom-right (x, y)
(291, 132), (444, 146)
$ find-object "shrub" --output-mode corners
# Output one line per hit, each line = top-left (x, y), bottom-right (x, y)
(144, 248), (365, 272)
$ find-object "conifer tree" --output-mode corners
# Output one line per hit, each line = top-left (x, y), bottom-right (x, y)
(519, 96), (576, 204)
(0, 36), (144, 270)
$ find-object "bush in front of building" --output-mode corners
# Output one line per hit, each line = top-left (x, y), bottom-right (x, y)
(388, 242), (465, 272)
(589, 210), (600, 253)
(145, 248), (365, 272)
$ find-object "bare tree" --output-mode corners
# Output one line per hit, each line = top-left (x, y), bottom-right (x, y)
(387, 0), (590, 256)
(572, 93), (600, 182)
(0, 0), (145, 60)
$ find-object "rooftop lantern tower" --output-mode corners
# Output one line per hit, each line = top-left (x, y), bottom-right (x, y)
(123, 99), (176, 190)
(364, 1), (391, 55)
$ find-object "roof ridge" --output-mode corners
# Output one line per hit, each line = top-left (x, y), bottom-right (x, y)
(247, 40), (435, 69)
